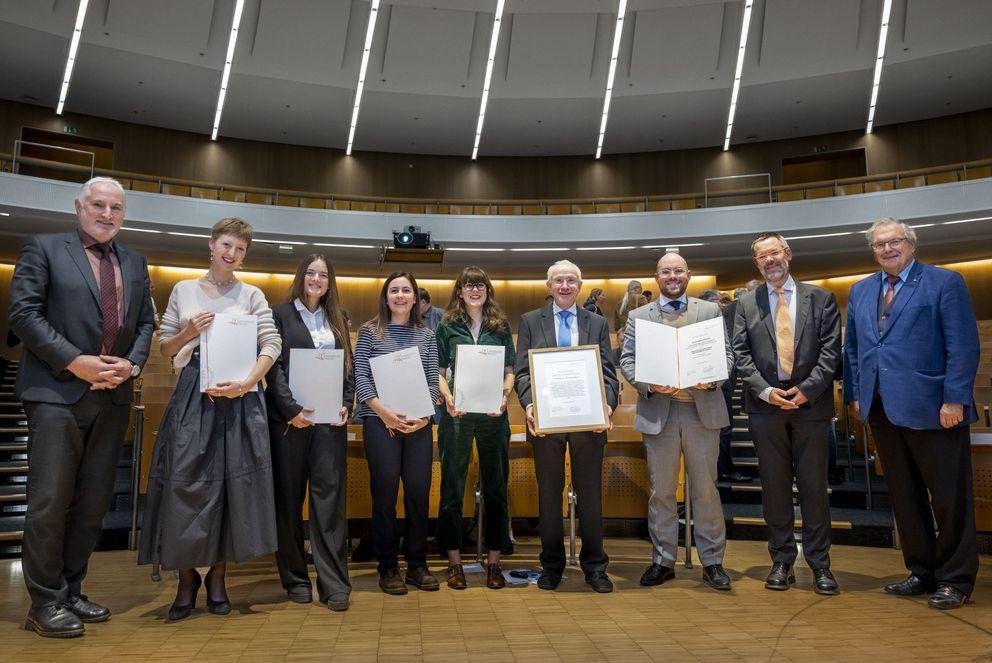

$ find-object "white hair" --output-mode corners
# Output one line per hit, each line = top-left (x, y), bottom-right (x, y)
(77, 176), (126, 204)
(546, 259), (582, 282)
(864, 217), (917, 247)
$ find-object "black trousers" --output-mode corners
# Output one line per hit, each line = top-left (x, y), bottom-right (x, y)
(362, 417), (433, 573)
(748, 410), (832, 570)
(869, 398), (978, 595)
(530, 431), (609, 575)
(269, 422), (350, 601)
(22, 392), (130, 607)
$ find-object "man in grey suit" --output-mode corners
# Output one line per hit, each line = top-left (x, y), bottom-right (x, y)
(514, 260), (618, 593)
(732, 232), (841, 595)
(620, 253), (734, 591)
(9, 177), (155, 637)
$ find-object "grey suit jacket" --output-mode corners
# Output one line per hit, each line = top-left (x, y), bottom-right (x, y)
(8, 232), (155, 405)
(619, 298), (733, 434)
(732, 281), (841, 419)
(514, 305), (619, 411)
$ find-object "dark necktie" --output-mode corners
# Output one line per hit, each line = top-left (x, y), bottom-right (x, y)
(95, 243), (120, 354)
(882, 274), (900, 313)
(668, 300), (683, 312)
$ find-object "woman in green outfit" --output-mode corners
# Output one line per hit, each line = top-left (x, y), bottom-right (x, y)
(435, 266), (516, 590)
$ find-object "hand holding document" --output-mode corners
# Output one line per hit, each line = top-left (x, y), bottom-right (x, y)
(289, 349), (345, 424)
(200, 313), (258, 393)
(634, 317), (728, 389)
(369, 346), (435, 420)
(454, 344), (505, 414)
(529, 345), (608, 434)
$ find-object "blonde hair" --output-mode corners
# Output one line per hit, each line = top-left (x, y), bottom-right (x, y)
(211, 217), (253, 248)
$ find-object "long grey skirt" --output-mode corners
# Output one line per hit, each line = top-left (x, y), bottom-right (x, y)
(138, 357), (277, 570)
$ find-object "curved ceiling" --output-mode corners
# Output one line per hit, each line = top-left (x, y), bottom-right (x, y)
(1, 0), (992, 158)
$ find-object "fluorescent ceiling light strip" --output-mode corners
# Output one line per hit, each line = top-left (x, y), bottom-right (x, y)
(783, 231), (855, 240)
(253, 238), (308, 246)
(210, 0), (246, 140)
(471, 0), (506, 160)
(865, 0), (893, 134)
(0, 212), (11, 217)
(641, 243), (706, 249)
(312, 242), (377, 249)
(594, 0), (628, 159)
(166, 232), (212, 238)
(574, 246), (636, 251)
(723, 1), (754, 151)
(943, 216), (992, 225)
(346, 0), (382, 156)
(56, 0), (90, 115)
(446, 247), (505, 252)
(510, 247), (569, 252)
(122, 227), (162, 234)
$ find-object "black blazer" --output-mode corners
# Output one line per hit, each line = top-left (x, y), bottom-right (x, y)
(732, 281), (841, 419)
(265, 302), (356, 424)
(514, 304), (619, 410)
(8, 232), (154, 405)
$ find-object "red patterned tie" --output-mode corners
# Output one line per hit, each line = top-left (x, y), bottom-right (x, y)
(882, 274), (900, 315)
(96, 243), (120, 354)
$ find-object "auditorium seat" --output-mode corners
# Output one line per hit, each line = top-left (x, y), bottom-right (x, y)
(245, 192), (273, 205)
(670, 198), (698, 210)
(545, 204), (571, 215)
(926, 170), (959, 185)
(191, 186), (219, 200)
(330, 199), (351, 210)
(620, 202), (646, 213)
(426, 204), (450, 214)
(964, 166), (991, 180)
(161, 183), (190, 197)
(473, 205), (494, 215)
(805, 186), (834, 199)
(522, 205), (544, 215)
(896, 175), (926, 189)
(594, 203), (619, 214)
(299, 197), (325, 209)
(449, 205), (473, 215)
(497, 205), (522, 215)
(276, 195), (300, 207)
(571, 204), (595, 214)
(131, 179), (160, 193)
(864, 179), (894, 192)
(836, 183), (864, 196)
(219, 190), (247, 203)
(398, 203), (425, 214)
(777, 190), (804, 202)
(351, 200), (375, 212)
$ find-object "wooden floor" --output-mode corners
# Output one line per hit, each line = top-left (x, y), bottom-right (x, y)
(0, 538), (990, 662)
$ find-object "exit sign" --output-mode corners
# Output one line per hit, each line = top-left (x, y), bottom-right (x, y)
(813, 145), (828, 153)
(63, 125), (77, 134)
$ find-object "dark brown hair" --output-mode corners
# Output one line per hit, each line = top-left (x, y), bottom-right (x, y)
(363, 271), (423, 338)
(288, 254), (352, 374)
(441, 265), (509, 332)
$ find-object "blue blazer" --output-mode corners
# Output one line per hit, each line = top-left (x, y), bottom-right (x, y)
(843, 261), (980, 430)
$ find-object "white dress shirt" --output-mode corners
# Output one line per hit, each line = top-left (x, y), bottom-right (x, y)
(294, 298), (337, 349)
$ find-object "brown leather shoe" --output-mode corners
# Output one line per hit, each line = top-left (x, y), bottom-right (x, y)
(447, 564), (467, 590)
(486, 562), (505, 590)
(406, 566), (440, 591)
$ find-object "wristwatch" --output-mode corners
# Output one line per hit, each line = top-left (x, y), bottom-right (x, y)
(128, 360), (141, 378)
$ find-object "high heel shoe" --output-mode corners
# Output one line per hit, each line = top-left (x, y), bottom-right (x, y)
(204, 569), (231, 616)
(168, 571), (201, 622)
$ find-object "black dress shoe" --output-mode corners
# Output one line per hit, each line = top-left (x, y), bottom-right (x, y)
(702, 564), (732, 591)
(24, 605), (85, 638)
(929, 585), (968, 610)
(764, 562), (795, 591)
(168, 571), (202, 622)
(66, 594), (111, 623)
(720, 472), (751, 483)
(883, 574), (935, 596)
(812, 568), (840, 595)
(206, 597), (232, 615)
(585, 571), (614, 593)
(640, 563), (675, 586)
(287, 584), (313, 604)
(537, 570), (562, 591)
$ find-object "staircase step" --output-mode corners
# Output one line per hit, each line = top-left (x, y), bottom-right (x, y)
(734, 458), (759, 467)
(731, 484), (833, 495)
(0, 493), (26, 503)
(0, 461), (29, 474)
(0, 441), (27, 452)
(732, 516), (852, 530)
(730, 441), (754, 449)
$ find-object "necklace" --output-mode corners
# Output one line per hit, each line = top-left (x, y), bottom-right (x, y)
(204, 272), (237, 287)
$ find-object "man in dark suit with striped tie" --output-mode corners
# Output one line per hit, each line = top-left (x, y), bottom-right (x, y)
(514, 260), (619, 593)
(9, 177), (155, 637)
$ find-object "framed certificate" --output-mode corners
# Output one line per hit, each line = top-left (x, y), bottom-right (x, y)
(289, 348), (345, 424)
(529, 345), (609, 434)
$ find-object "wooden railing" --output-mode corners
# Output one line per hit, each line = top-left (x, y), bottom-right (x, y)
(2, 151), (990, 216)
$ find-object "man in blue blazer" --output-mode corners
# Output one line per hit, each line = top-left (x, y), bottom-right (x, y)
(844, 217), (980, 610)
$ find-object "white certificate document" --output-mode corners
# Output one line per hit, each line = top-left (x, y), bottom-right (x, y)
(530, 345), (608, 434)
(200, 313), (258, 392)
(369, 346), (435, 420)
(453, 344), (505, 414)
(289, 349), (344, 424)
(634, 316), (728, 388)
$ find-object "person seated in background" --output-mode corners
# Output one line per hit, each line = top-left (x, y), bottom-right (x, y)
(418, 287), (444, 330)
(582, 287), (605, 316)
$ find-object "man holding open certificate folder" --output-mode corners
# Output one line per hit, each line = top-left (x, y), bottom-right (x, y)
(620, 253), (735, 592)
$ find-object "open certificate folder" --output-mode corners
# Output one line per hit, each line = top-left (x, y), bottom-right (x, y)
(453, 344), (505, 414)
(200, 313), (258, 392)
(289, 349), (344, 424)
(634, 316), (729, 388)
(368, 346), (435, 420)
